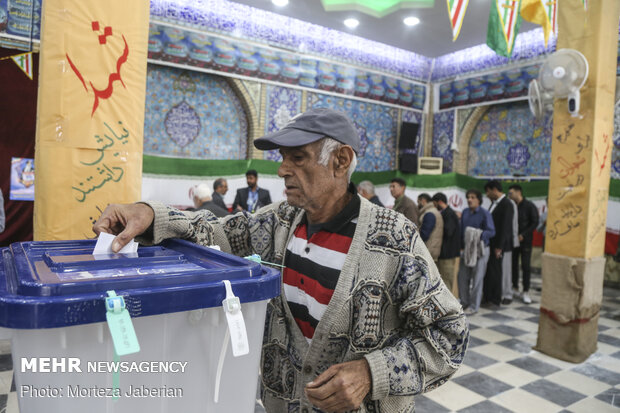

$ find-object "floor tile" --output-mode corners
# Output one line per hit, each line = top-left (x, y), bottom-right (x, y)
(508, 356), (561, 377)
(414, 395), (451, 413)
(567, 396), (620, 413)
(480, 312), (516, 322)
(594, 388), (620, 408)
(466, 335), (487, 348)
(508, 319), (540, 333)
(529, 350), (580, 370)
(0, 356), (11, 373)
(456, 399), (513, 413)
(491, 388), (564, 413)
(572, 363), (620, 386)
(472, 344), (522, 362)
(453, 371), (512, 398)
(596, 342), (620, 355)
(598, 333), (620, 347)
(469, 328), (512, 344)
(423, 381), (485, 411)
(522, 379), (587, 407)
(462, 349), (498, 369)
(611, 351), (620, 360)
(453, 363), (475, 379)
(5, 392), (17, 413)
(0, 372), (12, 395)
(496, 338), (534, 355)
(488, 324), (528, 337)
(513, 305), (541, 315)
(545, 370), (611, 397)
(479, 362), (540, 387)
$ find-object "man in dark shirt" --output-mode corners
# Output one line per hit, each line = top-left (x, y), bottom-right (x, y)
(357, 180), (384, 207)
(212, 178), (229, 211)
(432, 192), (460, 296)
(483, 180), (514, 307)
(390, 178), (418, 224)
(508, 184), (539, 304)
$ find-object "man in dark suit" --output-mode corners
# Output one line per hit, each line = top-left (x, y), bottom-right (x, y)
(212, 178), (228, 211)
(432, 192), (461, 296)
(232, 169), (272, 213)
(483, 180), (513, 307)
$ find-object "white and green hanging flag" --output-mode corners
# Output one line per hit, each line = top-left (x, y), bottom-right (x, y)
(447, 0), (470, 41)
(487, 0), (523, 57)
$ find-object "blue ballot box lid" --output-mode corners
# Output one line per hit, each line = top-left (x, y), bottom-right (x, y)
(0, 239), (281, 329)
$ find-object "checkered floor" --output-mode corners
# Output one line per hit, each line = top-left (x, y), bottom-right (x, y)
(1, 274), (619, 413)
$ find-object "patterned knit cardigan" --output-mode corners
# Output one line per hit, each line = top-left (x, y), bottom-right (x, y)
(144, 196), (469, 413)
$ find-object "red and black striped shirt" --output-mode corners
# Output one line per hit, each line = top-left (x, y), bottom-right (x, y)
(283, 189), (360, 343)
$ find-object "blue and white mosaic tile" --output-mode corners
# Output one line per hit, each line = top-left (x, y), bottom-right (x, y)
(306, 92), (397, 172)
(144, 64), (248, 159)
(432, 28), (555, 81)
(262, 85), (303, 162)
(149, 0), (432, 81)
(467, 102), (553, 177)
(432, 110), (455, 172)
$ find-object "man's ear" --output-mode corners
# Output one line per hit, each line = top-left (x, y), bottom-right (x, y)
(333, 145), (354, 178)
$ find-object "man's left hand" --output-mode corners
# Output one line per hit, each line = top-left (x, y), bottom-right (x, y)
(305, 359), (372, 413)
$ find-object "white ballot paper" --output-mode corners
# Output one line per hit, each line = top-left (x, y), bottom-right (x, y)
(94, 232), (139, 255)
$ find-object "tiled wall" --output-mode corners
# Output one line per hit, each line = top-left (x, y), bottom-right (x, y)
(467, 102), (553, 177)
(143, 64), (248, 159)
(432, 110), (455, 172)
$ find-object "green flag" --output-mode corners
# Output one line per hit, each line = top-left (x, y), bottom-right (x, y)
(487, 0), (523, 57)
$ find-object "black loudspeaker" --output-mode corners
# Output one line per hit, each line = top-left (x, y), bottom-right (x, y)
(399, 122), (420, 150)
(399, 154), (418, 174)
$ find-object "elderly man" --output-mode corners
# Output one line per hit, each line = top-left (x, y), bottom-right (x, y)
(357, 180), (383, 207)
(94, 108), (468, 413)
(190, 183), (229, 217)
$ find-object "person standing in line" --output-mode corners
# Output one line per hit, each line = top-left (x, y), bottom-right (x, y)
(357, 180), (384, 207)
(417, 193), (443, 263)
(232, 170), (272, 213)
(483, 180), (514, 308)
(432, 192), (461, 296)
(212, 178), (229, 211)
(508, 184), (539, 304)
(389, 178), (419, 224)
(500, 196), (519, 305)
(458, 189), (495, 315)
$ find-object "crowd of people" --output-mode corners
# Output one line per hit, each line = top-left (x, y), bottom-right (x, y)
(360, 178), (540, 316)
(189, 167), (541, 319)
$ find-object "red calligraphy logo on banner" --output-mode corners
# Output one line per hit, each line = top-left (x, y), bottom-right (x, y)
(66, 21), (130, 116)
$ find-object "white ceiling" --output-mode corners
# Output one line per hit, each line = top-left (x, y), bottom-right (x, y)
(229, 0), (537, 58)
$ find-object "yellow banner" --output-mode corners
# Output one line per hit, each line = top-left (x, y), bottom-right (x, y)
(34, 0), (150, 240)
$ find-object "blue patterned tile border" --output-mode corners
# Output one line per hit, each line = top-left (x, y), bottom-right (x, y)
(149, 0), (432, 81)
(148, 22), (427, 111)
(432, 28), (556, 81)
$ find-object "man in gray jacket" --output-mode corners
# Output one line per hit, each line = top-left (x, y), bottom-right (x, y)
(94, 108), (468, 413)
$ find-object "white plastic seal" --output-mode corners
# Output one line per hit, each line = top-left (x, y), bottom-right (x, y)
(221, 280), (249, 357)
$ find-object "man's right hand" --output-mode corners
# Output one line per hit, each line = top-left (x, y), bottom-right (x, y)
(92, 203), (154, 253)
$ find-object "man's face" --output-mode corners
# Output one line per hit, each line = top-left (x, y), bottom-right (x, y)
(219, 180), (228, 195)
(417, 197), (427, 207)
(467, 193), (480, 209)
(389, 183), (404, 199)
(485, 188), (497, 201)
(433, 200), (440, 210)
(278, 141), (338, 210)
(246, 175), (257, 189)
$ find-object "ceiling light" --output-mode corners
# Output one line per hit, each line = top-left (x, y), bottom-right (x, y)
(344, 18), (359, 29)
(403, 16), (420, 26)
(272, 0), (288, 7)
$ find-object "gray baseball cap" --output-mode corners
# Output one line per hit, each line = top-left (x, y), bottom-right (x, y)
(254, 107), (360, 154)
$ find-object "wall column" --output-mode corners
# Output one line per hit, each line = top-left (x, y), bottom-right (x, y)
(536, 0), (620, 362)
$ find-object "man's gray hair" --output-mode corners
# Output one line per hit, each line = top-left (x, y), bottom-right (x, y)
(358, 180), (375, 196)
(318, 137), (357, 182)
